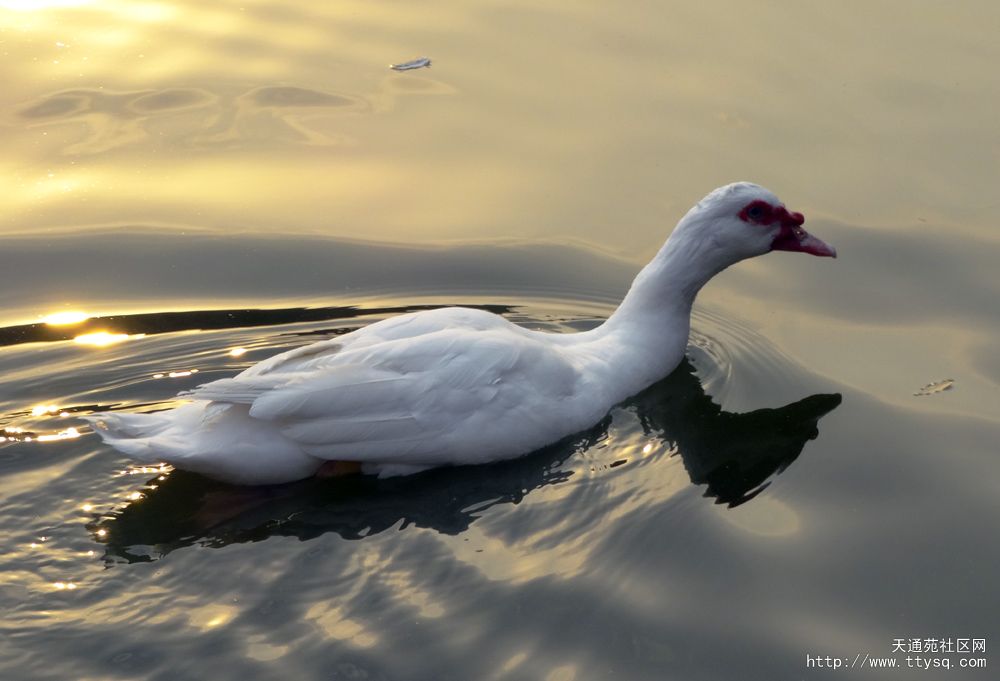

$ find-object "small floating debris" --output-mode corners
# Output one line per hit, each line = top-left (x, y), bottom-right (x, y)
(390, 56), (432, 72)
(913, 378), (955, 397)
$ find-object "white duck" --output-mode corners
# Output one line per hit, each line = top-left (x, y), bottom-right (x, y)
(83, 183), (835, 484)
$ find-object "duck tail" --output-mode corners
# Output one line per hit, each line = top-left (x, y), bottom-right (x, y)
(80, 412), (179, 464)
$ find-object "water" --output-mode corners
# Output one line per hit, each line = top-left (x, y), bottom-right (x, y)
(2, 2), (998, 680)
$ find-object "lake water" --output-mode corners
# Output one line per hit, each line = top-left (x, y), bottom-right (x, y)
(1, 2), (997, 680)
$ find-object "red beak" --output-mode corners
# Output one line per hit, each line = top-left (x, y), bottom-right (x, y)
(770, 210), (837, 258)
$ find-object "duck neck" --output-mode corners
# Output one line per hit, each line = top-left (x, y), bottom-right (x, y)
(604, 216), (733, 335)
(576, 215), (739, 395)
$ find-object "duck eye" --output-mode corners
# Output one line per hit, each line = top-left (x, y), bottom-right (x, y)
(746, 204), (764, 220)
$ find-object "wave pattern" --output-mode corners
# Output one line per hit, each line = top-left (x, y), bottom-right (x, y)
(0, 297), (849, 680)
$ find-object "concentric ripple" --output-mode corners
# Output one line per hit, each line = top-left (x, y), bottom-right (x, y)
(0, 295), (843, 680)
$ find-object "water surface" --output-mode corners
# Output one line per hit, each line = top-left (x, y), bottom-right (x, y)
(1, 1), (998, 680)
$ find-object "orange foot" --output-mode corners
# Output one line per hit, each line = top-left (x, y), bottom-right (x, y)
(316, 460), (363, 478)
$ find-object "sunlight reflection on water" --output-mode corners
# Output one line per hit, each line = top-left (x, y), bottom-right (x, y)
(4, 0), (998, 243)
(1, 1), (999, 679)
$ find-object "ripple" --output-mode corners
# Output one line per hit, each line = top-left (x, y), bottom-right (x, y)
(244, 85), (361, 109)
(127, 88), (215, 114)
(6, 298), (835, 564)
(18, 92), (91, 120)
(0, 294), (842, 681)
(689, 307), (818, 412)
(11, 84), (365, 154)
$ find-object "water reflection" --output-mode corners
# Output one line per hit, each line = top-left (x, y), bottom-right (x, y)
(15, 80), (384, 155)
(1, 425), (81, 442)
(0, 302), (512, 348)
(243, 85), (361, 109)
(18, 87), (217, 121)
(42, 311), (91, 325)
(73, 331), (143, 346)
(90, 360), (840, 563)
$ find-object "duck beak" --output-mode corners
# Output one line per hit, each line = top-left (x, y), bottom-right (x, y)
(770, 211), (837, 258)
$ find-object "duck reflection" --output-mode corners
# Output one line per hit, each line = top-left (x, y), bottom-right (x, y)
(88, 359), (840, 563)
(626, 362), (841, 506)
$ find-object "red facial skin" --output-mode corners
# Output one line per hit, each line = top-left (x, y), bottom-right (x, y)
(739, 200), (836, 258)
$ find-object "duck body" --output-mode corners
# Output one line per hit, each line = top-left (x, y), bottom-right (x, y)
(84, 183), (836, 484)
(86, 305), (688, 484)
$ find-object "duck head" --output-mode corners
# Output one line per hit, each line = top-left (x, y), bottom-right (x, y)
(681, 182), (837, 261)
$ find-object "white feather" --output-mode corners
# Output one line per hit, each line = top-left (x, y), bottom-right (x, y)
(83, 183), (836, 484)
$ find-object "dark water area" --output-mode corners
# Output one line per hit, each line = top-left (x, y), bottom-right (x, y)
(2, 1), (999, 679)
(1, 234), (997, 681)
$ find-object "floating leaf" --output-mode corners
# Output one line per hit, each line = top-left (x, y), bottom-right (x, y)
(913, 378), (955, 397)
(390, 57), (432, 71)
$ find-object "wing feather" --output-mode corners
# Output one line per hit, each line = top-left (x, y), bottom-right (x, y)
(185, 310), (582, 466)
(249, 369), (414, 421)
(182, 375), (288, 404)
(281, 415), (421, 444)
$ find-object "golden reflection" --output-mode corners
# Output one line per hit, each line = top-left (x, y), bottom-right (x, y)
(1, 1), (177, 23)
(3, 425), (80, 442)
(228, 347), (247, 357)
(448, 434), (692, 584)
(36, 427), (81, 442)
(153, 369), (199, 378)
(245, 636), (290, 662)
(499, 652), (529, 675)
(305, 602), (379, 647)
(73, 331), (143, 346)
(382, 569), (445, 618)
(545, 665), (577, 681)
(187, 604), (237, 630)
(26, 172), (86, 202)
(0, 0), (996, 247)
(81, 503), (93, 512)
(42, 311), (90, 325)
(0, 1), (90, 10)
(31, 404), (59, 416)
(719, 497), (800, 537)
(123, 465), (168, 475)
